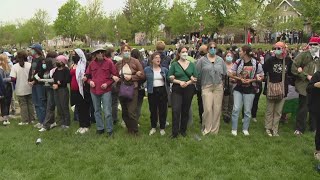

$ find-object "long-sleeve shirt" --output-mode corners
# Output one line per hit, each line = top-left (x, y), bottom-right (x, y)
(52, 67), (70, 88)
(86, 58), (119, 95)
(28, 56), (45, 85)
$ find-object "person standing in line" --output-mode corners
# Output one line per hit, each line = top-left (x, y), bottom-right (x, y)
(168, 46), (197, 138)
(10, 51), (35, 125)
(0, 54), (13, 125)
(52, 55), (71, 129)
(145, 52), (169, 136)
(229, 45), (264, 136)
(197, 42), (227, 135)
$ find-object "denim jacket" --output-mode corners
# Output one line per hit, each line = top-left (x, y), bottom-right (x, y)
(144, 66), (169, 94)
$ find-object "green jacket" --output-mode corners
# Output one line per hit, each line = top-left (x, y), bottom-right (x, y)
(291, 51), (320, 96)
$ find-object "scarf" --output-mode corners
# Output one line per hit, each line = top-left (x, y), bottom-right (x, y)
(74, 49), (87, 98)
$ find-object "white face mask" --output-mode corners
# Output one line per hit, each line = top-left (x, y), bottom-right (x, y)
(180, 52), (188, 60)
(310, 45), (319, 56)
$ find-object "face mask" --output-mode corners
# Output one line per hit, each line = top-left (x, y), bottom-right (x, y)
(226, 56), (233, 63)
(123, 52), (131, 59)
(180, 52), (188, 60)
(209, 48), (216, 55)
(42, 64), (47, 70)
(310, 46), (319, 55)
(31, 49), (36, 55)
(275, 50), (282, 56)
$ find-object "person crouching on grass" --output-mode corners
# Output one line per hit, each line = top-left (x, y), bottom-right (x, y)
(52, 55), (71, 129)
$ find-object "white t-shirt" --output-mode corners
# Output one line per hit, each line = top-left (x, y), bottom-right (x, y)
(153, 70), (164, 87)
(10, 62), (32, 96)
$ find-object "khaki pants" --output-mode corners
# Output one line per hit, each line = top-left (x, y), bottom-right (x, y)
(17, 95), (35, 123)
(265, 98), (285, 133)
(202, 83), (224, 134)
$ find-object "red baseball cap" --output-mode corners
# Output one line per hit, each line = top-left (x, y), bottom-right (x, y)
(309, 36), (320, 44)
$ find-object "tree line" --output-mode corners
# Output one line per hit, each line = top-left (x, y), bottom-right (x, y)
(0, 0), (318, 48)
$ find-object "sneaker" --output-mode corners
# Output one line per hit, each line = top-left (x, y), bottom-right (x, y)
(252, 118), (257, 122)
(314, 152), (320, 161)
(34, 123), (42, 129)
(294, 130), (303, 136)
(266, 129), (273, 137)
(231, 130), (237, 136)
(80, 128), (89, 134)
(242, 130), (250, 136)
(3, 120), (10, 125)
(160, 129), (166, 136)
(39, 128), (47, 132)
(273, 133), (279, 137)
(75, 128), (83, 134)
(149, 128), (156, 136)
(18, 122), (28, 126)
(50, 122), (57, 129)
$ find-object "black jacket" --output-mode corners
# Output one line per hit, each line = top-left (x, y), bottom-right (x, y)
(307, 71), (320, 114)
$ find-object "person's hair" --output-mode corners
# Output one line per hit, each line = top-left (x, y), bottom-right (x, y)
(16, 50), (28, 67)
(120, 44), (132, 52)
(105, 47), (115, 58)
(156, 41), (166, 52)
(241, 45), (254, 58)
(149, 52), (161, 64)
(46, 51), (57, 58)
(0, 54), (10, 73)
(45, 58), (54, 71)
(176, 46), (187, 60)
(33, 48), (43, 57)
(131, 49), (142, 61)
(207, 42), (217, 51)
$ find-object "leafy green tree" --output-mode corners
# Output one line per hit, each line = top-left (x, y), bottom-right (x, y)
(29, 9), (51, 43)
(54, 0), (82, 41)
(0, 24), (17, 46)
(299, 0), (320, 34)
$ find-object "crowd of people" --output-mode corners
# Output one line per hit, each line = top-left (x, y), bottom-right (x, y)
(1, 36), (320, 161)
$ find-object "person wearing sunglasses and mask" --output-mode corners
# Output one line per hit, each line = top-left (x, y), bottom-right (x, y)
(196, 42), (227, 135)
(291, 36), (320, 136)
(263, 42), (292, 137)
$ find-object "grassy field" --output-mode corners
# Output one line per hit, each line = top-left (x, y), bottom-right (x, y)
(0, 95), (319, 179)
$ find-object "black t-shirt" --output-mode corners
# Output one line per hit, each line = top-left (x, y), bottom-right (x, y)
(234, 61), (255, 94)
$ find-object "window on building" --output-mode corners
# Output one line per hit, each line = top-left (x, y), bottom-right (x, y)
(284, 4), (288, 11)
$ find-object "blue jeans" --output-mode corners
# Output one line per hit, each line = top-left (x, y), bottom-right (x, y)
(231, 90), (255, 131)
(90, 92), (113, 132)
(32, 84), (46, 123)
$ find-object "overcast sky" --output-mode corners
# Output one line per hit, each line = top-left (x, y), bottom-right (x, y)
(0, 0), (126, 24)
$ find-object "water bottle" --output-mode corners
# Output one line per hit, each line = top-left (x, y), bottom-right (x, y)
(36, 138), (42, 145)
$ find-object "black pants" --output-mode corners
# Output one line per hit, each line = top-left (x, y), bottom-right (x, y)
(0, 84), (12, 118)
(43, 87), (55, 129)
(251, 82), (262, 118)
(78, 98), (90, 128)
(54, 87), (70, 126)
(196, 88), (203, 124)
(148, 86), (168, 129)
(296, 94), (316, 132)
(312, 112), (320, 151)
(136, 89), (145, 122)
(171, 84), (195, 136)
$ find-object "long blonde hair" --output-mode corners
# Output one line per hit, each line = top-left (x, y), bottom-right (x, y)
(0, 54), (11, 73)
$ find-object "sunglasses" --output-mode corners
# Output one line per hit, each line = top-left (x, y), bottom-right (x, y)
(309, 43), (319, 46)
(209, 47), (216, 49)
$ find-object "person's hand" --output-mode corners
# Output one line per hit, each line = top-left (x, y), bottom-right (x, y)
(180, 81), (187, 88)
(241, 79), (250, 84)
(28, 81), (35, 86)
(52, 84), (58, 90)
(136, 71), (143, 77)
(297, 67), (303, 73)
(124, 75), (132, 81)
(57, 81), (61, 85)
(101, 83), (108, 90)
(112, 76), (120, 82)
(169, 75), (175, 81)
(256, 75), (263, 81)
(82, 77), (87, 82)
(314, 82), (320, 88)
(89, 81), (95, 88)
(191, 76), (197, 83)
(307, 75), (312, 81)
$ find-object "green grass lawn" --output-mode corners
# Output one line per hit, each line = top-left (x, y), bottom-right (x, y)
(1, 96), (319, 179)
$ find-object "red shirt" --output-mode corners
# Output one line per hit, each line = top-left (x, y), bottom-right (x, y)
(85, 58), (118, 95)
(70, 68), (79, 91)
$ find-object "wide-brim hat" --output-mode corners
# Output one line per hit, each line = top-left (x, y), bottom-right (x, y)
(91, 48), (106, 54)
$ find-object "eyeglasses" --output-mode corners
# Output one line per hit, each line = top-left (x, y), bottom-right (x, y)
(309, 43), (319, 46)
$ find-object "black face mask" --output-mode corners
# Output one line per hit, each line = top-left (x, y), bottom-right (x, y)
(72, 55), (80, 64)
